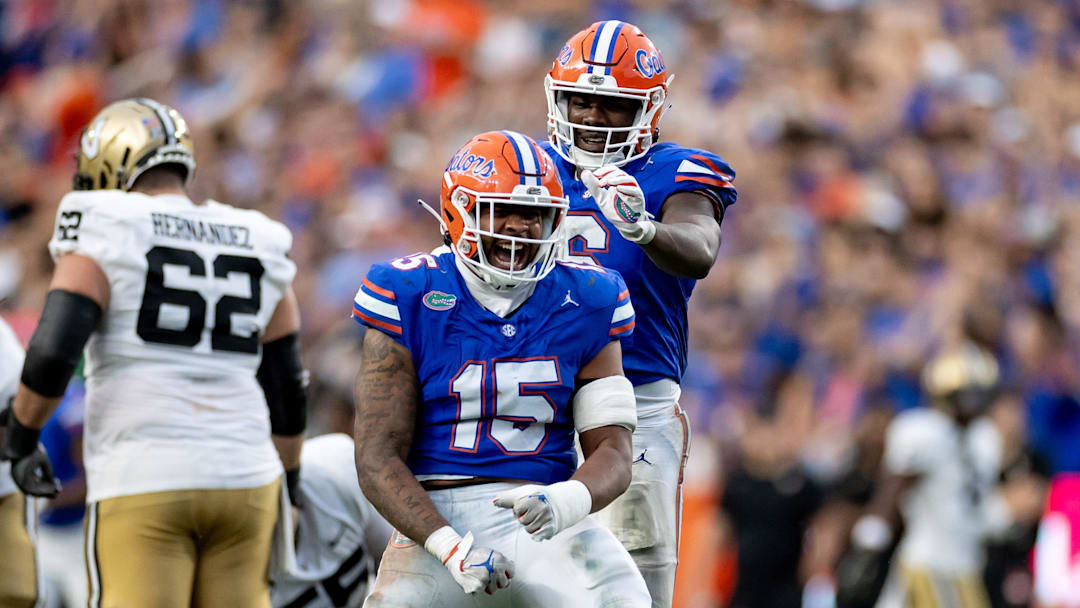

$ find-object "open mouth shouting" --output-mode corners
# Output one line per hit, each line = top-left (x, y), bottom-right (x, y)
(488, 239), (536, 271)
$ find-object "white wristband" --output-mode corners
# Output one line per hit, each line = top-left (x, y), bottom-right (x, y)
(621, 219), (656, 244)
(424, 525), (463, 564)
(547, 480), (593, 530)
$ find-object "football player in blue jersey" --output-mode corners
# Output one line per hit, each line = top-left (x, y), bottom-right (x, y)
(352, 130), (650, 607)
(541, 21), (739, 608)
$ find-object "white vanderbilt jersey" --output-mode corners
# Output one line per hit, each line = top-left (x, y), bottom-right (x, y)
(883, 408), (1002, 575)
(0, 317), (26, 498)
(271, 434), (392, 608)
(47, 190), (297, 503)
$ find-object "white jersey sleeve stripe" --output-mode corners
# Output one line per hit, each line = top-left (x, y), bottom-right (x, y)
(354, 288), (401, 322)
(611, 300), (634, 324)
(677, 159), (719, 176)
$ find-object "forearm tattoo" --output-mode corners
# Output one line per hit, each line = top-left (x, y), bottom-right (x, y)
(353, 330), (446, 541)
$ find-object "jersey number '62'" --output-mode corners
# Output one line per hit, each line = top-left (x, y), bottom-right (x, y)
(136, 245), (264, 354)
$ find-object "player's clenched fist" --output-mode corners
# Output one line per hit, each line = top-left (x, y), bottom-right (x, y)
(493, 480), (593, 541)
(424, 526), (513, 595)
(581, 166), (655, 244)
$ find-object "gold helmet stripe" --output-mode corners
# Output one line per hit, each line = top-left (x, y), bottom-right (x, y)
(136, 97), (176, 144)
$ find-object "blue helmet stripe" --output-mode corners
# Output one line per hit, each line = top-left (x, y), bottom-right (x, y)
(604, 22), (625, 75)
(522, 138), (542, 186)
(589, 20), (621, 75)
(501, 130), (541, 186)
(587, 23), (604, 73)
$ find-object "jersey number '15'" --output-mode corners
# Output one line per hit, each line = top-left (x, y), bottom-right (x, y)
(450, 358), (560, 455)
(136, 245), (264, 354)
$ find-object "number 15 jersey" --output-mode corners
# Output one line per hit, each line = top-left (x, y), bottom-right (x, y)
(47, 190), (296, 503)
(351, 250), (634, 485)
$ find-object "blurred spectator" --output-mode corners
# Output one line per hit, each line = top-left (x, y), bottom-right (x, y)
(837, 344), (1044, 608)
(719, 377), (823, 608)
(982, 391), (1050, 608)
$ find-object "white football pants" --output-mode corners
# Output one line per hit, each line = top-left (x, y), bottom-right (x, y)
(593, 379), (689, 608)
(364, 482), (650, 608)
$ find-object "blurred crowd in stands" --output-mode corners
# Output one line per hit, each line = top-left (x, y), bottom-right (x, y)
(2, 0), (1080, 606)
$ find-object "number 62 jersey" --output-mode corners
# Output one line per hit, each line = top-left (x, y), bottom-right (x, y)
(47, 190), (296, 504)
(351, 249), (635, 484)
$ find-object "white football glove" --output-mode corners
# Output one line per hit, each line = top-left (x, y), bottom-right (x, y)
(581, 165), (656, 244)
(424, 527), (513, 596)
(493, 480), (592, 541)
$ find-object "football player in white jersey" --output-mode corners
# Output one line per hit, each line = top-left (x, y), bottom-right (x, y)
(271, 433), (392, 608)
(838, 344), (1025, 608)
(0, 317), (44, 607)
(0, 98), (308, 608)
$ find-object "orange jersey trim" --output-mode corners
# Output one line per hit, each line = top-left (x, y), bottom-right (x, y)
(609, 320), (635, 336)
(362, 277), (396, 300)
(690, 154), (734, 179)
(675, 175), (733, 188)
(352, 309), (402, 335)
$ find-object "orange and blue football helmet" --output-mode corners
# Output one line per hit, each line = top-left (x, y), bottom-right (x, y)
(428, 130), (568, 288)
(545, 21), (671, 170)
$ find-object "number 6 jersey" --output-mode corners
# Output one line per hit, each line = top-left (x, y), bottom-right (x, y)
(351, 249), (634, 484)
(47, 190), (296, 503)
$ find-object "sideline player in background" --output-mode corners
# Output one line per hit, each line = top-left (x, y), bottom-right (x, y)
(0, 98), (307, 607)
(837, 344), (1041, 608)
(353, 130), (649, 607)
(540, 20), (738, 607)
(271, 433), (392, 608)
(0, 317), (44, 607)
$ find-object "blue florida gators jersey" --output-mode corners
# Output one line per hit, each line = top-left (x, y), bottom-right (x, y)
(540, 141), (737, 385)
(351, 250), (634, 485)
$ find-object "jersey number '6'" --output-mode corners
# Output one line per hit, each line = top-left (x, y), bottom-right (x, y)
(450, 358), (560, 454)
(136, 245), (264, 354)
(564, 212), (609, 266)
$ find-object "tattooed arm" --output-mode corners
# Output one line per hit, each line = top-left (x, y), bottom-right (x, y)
(353, 328), (448, 544)
(355, 329), (516, 595)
